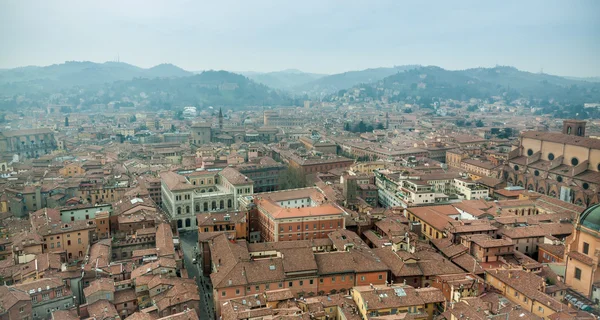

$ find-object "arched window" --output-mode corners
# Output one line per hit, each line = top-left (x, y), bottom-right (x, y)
(195, 205), (200, 212)
(185, 218), (191, 227)
(227, 199), (232, 208)
(186, 206), (190, 214)
(578, 127), (583, 136)
(193, 181), (196, 185)
(209, 188), (214, 192)
(177, 207), (182, 215)
(220, 200), (224, 209)
(567, 126), (572, 134)
(212, 201), (217, 210)
(201, 189), (205, 193)
(201, 180), (204, 185)
(177, 220), (183, 228)
(203, 202), (208, 211)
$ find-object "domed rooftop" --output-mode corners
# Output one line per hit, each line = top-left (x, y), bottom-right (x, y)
(580, 203), (600, 231)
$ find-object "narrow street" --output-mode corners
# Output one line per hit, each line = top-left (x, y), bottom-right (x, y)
(180, 231), (215, 320)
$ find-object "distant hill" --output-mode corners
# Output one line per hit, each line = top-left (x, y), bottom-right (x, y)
(242, 69), (326, 90)
(336, 65), (600, 107)
(294, 65), (421, 94)
(0, 61), (194, 92)
(66, 70), (297, 108)
(564, 76), (600, 83)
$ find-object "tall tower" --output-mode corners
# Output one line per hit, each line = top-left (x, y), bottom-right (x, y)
(385, 112), (389, 129)
(218, 107), (223, 130)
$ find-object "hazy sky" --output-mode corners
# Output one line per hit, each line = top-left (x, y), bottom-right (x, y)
(1, 0), (599, 77)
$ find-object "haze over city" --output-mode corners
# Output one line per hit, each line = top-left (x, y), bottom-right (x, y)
(2, 2), (600, 320)
(1, 0), (600, 77)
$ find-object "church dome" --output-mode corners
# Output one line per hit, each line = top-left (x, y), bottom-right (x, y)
(580, 203), (600, 231)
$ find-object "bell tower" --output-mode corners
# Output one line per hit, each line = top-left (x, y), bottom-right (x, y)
(562, 120), (586, 137)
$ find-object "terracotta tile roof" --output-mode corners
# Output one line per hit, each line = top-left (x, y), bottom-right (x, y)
(256, 198), (344, 219)
(373, 248), (422, 277)
(51, 309), (79, 320)
(567, 251), (594, 266)
(152, 277), (200, 311)
(354, 284), (443, 309)
(522, 131), (600, 149)
(196, 211), (246, 226)
(13, 278), (66, 293)
(280, 248), (318, 273)
(125, 312), (156, 320)
(500, 225), (547, 239)
(471, 237), (513, 248)
(246, 239), (332, 252)
(537, 243), (565, 259)
(83, 239), (111, 272)
(538, 223), (574, 237)
(0, 286), (30, 312)
(264, 288), (295, 302)
(219, 167), (252, 185)
(452, 253), (484, 274)
(155, 223), (176, 257)
(406, 207), (454, 231)
(158, 310), (199, 320)
(114, 288), (137, 304)
(84, 278), (115, 298)
(86, 299), (119, 320)
(36, 219), (96, 236)
(448, 221), (498, 233)
(130, 257), (177, 279)
(487, 269), (566, 312)
(159, 171), (195, 191)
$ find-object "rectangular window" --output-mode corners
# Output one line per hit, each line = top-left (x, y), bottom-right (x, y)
(221, 291), (226, 297)
(583, 242), (590, 255)
(289, 281), (293, 287)
(55, 289), (62, 297)
(299, 280), (303, 286)
(575, 267), (582, 280)
(279, 282), (283, 288)
(332, 276), (335, 282)
(42, 293), (49, 301)
(309, 279), (314, 285)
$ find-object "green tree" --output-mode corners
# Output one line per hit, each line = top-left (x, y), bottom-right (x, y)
(279, 166), (306, 190)
(475, 119), (484, 127)
(130, 115), (137, 122)
(375, 123), (385, 130)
